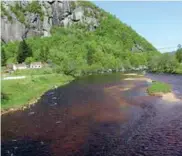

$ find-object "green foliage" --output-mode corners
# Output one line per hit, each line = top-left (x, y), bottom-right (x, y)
(147, 81), (172, 95)
(176, 48), (182, 63)
(1, 92), (9, 104)
(8, 1), (43, 23)
(1, 3), (13, 21)
(148, 53), (179, 73)
(39, 47), (49, 62)
(10, 2), (25, 23)
(175, 64), (182, 74)
(25, 57), (34, 64)
(17, 40), (33, 63)
(25, 1), (44, 21)
(1, 47), (7, 66)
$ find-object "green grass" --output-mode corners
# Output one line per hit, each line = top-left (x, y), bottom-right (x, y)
(1, 74), (74, 110)
(10, 68), (54, 76)
(147, 81), (172, 95)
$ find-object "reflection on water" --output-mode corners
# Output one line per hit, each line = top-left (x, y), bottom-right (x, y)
(2, 73), (182, 156)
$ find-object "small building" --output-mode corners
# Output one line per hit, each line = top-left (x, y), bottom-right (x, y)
(12, 64), (27, 71)
(30, 62), (42, 69)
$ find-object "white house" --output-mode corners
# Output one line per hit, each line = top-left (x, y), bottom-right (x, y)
(30, 62), (42, 69)
(13, 64), (27, 71)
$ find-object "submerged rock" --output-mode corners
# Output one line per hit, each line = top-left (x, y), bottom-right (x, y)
(28, 111), (35, 116)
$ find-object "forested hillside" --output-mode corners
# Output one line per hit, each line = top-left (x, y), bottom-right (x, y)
(1, 1), (159, 77)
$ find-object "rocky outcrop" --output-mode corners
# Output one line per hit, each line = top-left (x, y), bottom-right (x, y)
(131, 44), (144, 52)
(1, 0), (99, 43)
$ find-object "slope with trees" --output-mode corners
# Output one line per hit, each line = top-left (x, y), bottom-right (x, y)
(1, 1), (159, 77)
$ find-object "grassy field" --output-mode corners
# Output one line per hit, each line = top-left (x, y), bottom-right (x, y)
(2, 68), (55, 77)
(1, 74), (74, 111)
(147, 81), (172, 95)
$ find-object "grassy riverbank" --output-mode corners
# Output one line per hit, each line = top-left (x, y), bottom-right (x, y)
(147, 81), (172, 95)
(1, 74), (74, 111)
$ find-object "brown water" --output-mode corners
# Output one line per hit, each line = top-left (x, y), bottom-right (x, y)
(1, 73), (182, 156)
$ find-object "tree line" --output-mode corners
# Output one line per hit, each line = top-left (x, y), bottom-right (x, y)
(148, 44), (182, 74)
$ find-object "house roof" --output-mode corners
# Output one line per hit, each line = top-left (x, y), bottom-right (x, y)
(30, 62), (42, 66)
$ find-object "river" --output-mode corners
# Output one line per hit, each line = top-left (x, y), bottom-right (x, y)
(1, 73), (182, 156)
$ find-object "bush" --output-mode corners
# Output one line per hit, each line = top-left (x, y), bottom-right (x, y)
(176, 48), (182, 63)
(25, 57), (34, 64)
(175, 64), (182, 74)
(1, 92), (9, 101)
(148, 54), (179, 73)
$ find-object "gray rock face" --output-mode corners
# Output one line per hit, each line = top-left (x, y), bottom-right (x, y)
(1, 0), (99, 43)
(131, 44), (144, 52)
(71, 7), (84, 21)
(1, 17), (26, 41)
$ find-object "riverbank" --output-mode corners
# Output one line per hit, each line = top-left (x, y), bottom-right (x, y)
(1, 74), (74, 114)
(2, 72), (181, 115)
(123, 74), (182, 103)
(1, 71), (141, 114)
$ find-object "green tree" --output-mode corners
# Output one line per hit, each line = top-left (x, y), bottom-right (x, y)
(40, 47), (49, 62)
(176, 47), (182, 63)
(149, 54), (178, 73)
(17, 40), (32, 63)
(1, 48), (7, 66)
(25, 57), (34, 64)
(86, 43), (96, 65)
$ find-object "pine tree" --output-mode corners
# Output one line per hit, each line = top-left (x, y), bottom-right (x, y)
(17, 40), (32, 63)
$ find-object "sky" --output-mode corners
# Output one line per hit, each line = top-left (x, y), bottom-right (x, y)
(93, 1), (182, 52)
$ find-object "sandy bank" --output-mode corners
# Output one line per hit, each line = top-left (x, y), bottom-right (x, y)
(150, 92), (181, 102)
(162, 93), (181, 102)
(123, 73), (138, 76)
(124, 77), (152, 83)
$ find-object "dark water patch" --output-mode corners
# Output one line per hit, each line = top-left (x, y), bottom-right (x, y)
(1, 139), (52, 156)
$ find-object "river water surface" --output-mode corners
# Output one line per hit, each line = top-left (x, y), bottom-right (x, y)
(1, 73), (182, 156)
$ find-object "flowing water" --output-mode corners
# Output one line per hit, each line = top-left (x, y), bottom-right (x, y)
(1, 73), (182, 156)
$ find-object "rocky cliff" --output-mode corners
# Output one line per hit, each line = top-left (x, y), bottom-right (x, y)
(1, 1), (99, 43)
